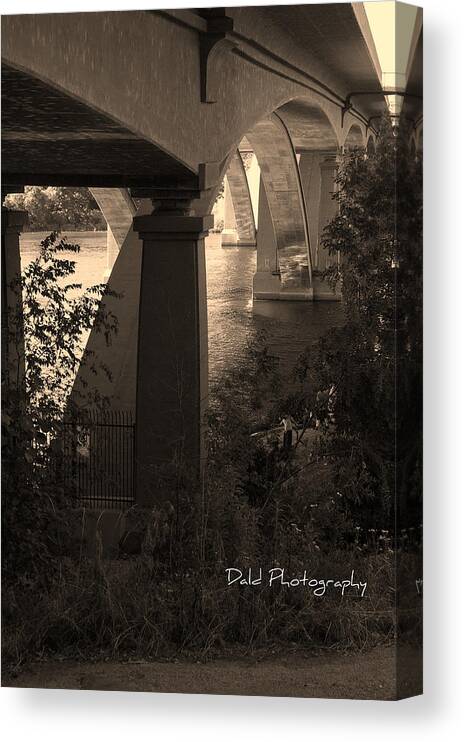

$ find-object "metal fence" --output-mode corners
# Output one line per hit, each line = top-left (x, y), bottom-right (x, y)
(63, 410), (135, 509)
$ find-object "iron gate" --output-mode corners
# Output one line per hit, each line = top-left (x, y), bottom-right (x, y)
(63, 410), (135, 509)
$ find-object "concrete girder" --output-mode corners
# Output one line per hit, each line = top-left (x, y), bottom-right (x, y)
(277, 97), (340, 153)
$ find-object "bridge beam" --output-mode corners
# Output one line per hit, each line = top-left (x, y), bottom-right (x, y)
(133, 211), (213, 506)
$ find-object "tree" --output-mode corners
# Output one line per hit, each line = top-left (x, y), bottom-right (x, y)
(4, 187), (106, 232)
(2, 232), (119, 584)
(300, 118), (422, 526)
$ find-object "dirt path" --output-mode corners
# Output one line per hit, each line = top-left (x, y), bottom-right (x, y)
(4, 646), (421, 700)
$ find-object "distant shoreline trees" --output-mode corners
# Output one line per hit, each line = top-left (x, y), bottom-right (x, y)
(4, 186), (106, 232)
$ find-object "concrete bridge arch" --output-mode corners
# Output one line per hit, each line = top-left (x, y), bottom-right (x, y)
(221, 150), (256, 247)
(89, 188), (136, 278)
(245, 112), (310, 299)
(2, 10), (377, 188)
(343, 122), (366, 150)
(75, 83), (377, 416)
(209, 92), (347, 301)
(276, 96), (341, 297)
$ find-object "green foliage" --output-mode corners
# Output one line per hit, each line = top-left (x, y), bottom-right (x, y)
(4, 187), (106, 232)
(20, 232), (119, 418)
(2, 232), (119, 586)
(304, 118), (423, 526)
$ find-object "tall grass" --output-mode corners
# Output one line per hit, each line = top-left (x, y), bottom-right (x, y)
(2, 333), (421, 671)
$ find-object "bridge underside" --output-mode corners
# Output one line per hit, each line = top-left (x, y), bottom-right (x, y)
(2, 6), (422, 505)
(2, 63), (198, 192)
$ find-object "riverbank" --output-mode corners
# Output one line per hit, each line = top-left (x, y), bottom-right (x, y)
(4, 646), (421, 700)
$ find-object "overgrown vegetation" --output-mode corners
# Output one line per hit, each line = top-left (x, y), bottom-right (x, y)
(320, 118), (423, 529)
(2, 120), (422, 672)
(2, 232), (119, 604)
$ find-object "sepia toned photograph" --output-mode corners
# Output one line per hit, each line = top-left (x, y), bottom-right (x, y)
(1, 2), (422, 700)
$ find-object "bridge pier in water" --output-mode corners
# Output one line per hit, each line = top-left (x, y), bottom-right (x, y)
(252, 178), (282, 300)
(298, 152), (341, 300)
(249, 115), (312, 302)
(222, 150), (256, 248)
(221, 176), (238, 247)
(90, 188), (136, 278)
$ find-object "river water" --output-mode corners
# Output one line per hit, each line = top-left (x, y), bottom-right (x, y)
(20, 231), (343, 385)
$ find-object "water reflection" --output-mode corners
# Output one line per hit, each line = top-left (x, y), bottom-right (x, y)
(205, 234), (343, 383)
(20, 231), (343, 386)
(278, 245), (310, 290)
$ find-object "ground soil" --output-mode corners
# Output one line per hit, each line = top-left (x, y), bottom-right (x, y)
(3, 645), (422, 700)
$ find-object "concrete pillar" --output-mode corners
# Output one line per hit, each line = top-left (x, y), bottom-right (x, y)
(90, 188), (136, 279)
(105, 225), (120, 278)
(221, 177), (238, 247)
(133, 211), (213, 506)
(70, 197), (152, 414)
(317, 156), (339, 272)
(253, 178), (281, 299)
(70, 222), (143, 413)
(247, 114), (311, 299)
(1, 207), (28, 388)
(298, 152), (340, 300)
(225, 151), (256, 247)
(298, 152), (322, 270)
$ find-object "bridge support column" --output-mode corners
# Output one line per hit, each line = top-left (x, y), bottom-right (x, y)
(248, 114), (312, 300)
(105, 226), (120, 279)
(299, 152), (341, 300)
(133, 211), (213, 506)
(1, 206), (28, 387)
(90, 188), (136, 280)
(221, 177), (238, 247)
(224, 151), (256, 247)
(317, 156), (339, 269)
(253, 177), (281, 299)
